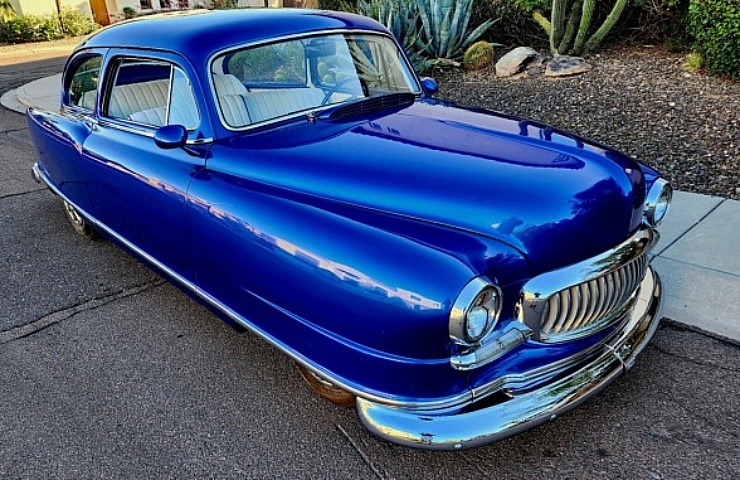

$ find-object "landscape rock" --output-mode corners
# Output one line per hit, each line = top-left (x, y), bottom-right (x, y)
(496, 47), (541, 78)
(545, 55), (593, 77)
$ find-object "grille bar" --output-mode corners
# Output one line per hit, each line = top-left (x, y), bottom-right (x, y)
(517, 226), (657, 343)
(540, 254), (648, 339)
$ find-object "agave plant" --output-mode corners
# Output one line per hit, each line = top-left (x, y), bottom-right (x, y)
(355, 0), (496, 69)
(356, 0), (430, 71)
(416, 0), (496, 62)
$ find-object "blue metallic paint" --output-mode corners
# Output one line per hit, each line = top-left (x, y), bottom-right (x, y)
(27, 9), (668, 448)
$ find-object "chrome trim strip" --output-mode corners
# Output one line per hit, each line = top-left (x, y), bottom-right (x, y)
(96, 119), (214, 145)
(357, 267), (663, 450)
(450, 323), (532, 371)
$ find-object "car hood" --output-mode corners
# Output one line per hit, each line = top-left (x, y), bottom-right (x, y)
(215, 100), (646, 273)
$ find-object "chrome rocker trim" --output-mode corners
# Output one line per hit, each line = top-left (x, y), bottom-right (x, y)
(356, 267), (662, 450)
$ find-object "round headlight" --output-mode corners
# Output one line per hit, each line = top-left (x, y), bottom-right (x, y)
(645, 179), (673, 226)
(449, 278), (503, 345)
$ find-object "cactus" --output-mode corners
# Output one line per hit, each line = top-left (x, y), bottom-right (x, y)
(536, 0), (628, 56)
(558, 1), (581, 54)
(582, 0), (628, 54)
(463, 41), (494, 70)
(532, 10), (552, 36)
(572, 0), (596, 55)
(549, 0), (568, 55)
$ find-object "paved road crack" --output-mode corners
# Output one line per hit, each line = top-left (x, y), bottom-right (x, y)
(0, 279), (165, 345)
(0, 188), (46, 200)
(336, 423), (387, 480)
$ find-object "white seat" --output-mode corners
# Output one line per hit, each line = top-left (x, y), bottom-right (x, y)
(109, 80), (169, 119)
(219, 94), (251, 127)
(244, 88), (325, 123)
(213, 73), (248, 96)
(129, 107), (166, 126)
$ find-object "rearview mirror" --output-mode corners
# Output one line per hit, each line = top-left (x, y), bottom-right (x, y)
(305, 39), (336, 58)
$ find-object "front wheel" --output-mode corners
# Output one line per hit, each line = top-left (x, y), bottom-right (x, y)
(294, 362), (356, 407)
(62, 200), (95, 239)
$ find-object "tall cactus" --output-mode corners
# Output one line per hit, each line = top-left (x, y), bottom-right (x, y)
(582, 0), (628, 54)
(549, 0), (568, 54)
(572, 0), (596, 55)
(537, 0), (628, 56)
(558, 1), (581, 54)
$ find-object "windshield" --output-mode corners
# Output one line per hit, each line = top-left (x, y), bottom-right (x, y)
(211, 32), (420, 128)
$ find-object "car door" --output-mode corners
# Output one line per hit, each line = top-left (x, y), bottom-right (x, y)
(81, 51), (211, 276)
(28, 50), (107, 215)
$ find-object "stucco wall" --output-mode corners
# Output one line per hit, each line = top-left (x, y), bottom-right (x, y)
(116, 1), (271, 13)
(9, 0), (92, 17)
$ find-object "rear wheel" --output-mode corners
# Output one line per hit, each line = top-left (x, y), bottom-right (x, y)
(62, 200), (95, 239)
(294, 362), (356, 407)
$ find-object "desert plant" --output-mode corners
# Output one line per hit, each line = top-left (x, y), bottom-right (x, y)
(356, 0), (431, 70)
(416, 0), (497, 61)
(687, 0), (739, 80)
(533, 0), (629, 55)
(463, 40), (495, 69)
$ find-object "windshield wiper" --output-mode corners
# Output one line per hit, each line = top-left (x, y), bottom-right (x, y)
(317, 92), (415, 121)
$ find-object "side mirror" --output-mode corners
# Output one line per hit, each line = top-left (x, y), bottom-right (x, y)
(420, 77), (438, 96)
(154, 124), (187, 149)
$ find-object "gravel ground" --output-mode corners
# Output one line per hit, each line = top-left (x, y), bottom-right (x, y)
(436, 46), (740, 200)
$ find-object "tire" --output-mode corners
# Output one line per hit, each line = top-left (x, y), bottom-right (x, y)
(294, 362), (356, 407)
(62, 200), (95, 239)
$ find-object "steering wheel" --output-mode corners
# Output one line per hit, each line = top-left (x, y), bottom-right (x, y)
(321, 77), (358, 106)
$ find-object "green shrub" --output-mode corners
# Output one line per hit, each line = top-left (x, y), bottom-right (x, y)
(0, 0), (16, 23)
(683, 51), (702, 72)
(0, 14), (61, 43)
(688, 0), (739, 79)
(59, 8), (99, 36)
(0, 8), (98, 44)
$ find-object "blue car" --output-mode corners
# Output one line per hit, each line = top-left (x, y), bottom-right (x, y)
(27, 9), (672, 450)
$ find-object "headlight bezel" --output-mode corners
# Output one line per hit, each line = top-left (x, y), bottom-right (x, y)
(449, 277), (503, 346)
(644, 178), (672, 227)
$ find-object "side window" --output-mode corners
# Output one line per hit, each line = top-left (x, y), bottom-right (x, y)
(67, 55), (102, 111)
(106, 58), (200, 130)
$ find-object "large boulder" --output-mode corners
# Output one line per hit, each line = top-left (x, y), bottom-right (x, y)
(545, 55), (593, 77)
(495, 47), (541, 78)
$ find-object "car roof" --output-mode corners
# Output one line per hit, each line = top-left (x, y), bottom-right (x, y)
(78, 9), (388, 66)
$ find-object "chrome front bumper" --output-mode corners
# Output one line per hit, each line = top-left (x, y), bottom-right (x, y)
(356, 267), (662, 450)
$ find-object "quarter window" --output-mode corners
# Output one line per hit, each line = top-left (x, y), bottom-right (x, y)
(67, 55), (102, 111)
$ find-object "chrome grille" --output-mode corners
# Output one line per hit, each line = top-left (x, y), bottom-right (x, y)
(539, 253), (648, 340)
(516, 225), (657, 343)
